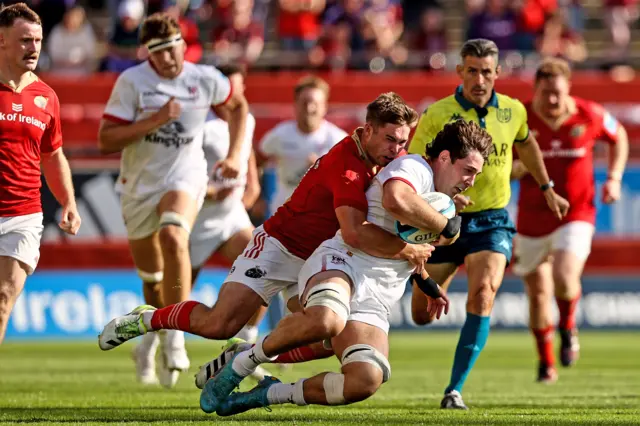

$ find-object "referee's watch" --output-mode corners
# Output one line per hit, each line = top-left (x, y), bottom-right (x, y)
(540, 180), (555, 192)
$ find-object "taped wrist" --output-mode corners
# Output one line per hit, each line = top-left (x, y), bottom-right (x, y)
(411, 274), (442, 299)
(441, 216), (462, 239)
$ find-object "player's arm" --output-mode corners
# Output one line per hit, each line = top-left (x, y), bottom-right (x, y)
(214, 77), (249, 177)
(41, 148), (81, 235)
(243, 149), (261, 209)
(600, 110), (629, 204)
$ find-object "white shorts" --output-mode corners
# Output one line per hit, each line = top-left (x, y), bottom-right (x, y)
(224, 225), (304, 304)
(298, 238), (413, 334)
(190, 201), (253, 268)
(0, 213), (44, 275)
(513, 221), (595, 276)
(120, 180), (207, 240)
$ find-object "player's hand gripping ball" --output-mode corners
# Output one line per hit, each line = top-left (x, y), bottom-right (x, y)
(395, 192), (456, 244)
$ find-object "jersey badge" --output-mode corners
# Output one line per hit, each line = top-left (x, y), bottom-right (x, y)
(34, 95), (48, 110)
(570, 124), (586, 139)
(496, 108), (512, 123)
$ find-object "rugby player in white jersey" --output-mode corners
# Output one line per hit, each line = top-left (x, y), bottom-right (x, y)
(201, 120), (494, 416)
(258, 76), (347, 215)
(189, 63), (268, 355)
(97, 12), (249, 388)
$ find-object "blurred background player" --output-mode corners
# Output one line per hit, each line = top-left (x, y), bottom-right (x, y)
(408, 38), (569, 410)
(512, 57), (629, 383)
(188, 63), (268, 354)
(98, 93), (435, 372)
(0, 3), (81, 345)
(97, 12), (249, 388)
(257, 75), (347, 217)
(201, 119), (491, 417)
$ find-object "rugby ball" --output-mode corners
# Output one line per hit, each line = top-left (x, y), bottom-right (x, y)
(395, 192), (456, 244)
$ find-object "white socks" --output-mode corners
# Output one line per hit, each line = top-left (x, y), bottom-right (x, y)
(231, 336), (277, 377)
(138, 331), (160, 356)
(141, 311), (154, 331)
(266, 379), (307, 406)
(235, 325), (259, 344)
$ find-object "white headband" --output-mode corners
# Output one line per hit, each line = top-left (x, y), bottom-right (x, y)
(146, 35), (183, 53)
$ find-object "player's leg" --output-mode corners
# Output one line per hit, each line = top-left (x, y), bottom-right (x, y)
(411, 262), (459, 325)
(513, 232), (557, 382)
(128, 233), (165, 385)
(213, 320), (390, 416)
(550, 221), (594, 367)
(0, 256), (29, 345)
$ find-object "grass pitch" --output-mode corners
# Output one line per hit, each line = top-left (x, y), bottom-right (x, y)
(1, 331), (639, 425)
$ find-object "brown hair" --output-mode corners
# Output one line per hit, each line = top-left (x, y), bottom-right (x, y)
(294, 75), (330, 99)
(365, 92), (419, 129)
(0, 2), (41, 28)
(426, 119), (493, 162)
(460, 38), (499, 63)
(139, 13), (180, 45)
(535, 57), (571, 82)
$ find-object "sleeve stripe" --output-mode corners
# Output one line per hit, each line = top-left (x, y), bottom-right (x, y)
(214, 81), (234, 107)
(383, 177), (417, 192)
(514, 128), (529, 143)
(102, 114), (133, 125)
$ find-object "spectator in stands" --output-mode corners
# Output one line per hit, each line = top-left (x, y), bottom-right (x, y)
(278, 0), (325, 51)
(312, 0), (366, 68)
(103, 0), (145, 73)
(408, 6), (447, 67)
(603, 0), (639, 64)
(360, 0), (406, 69)
(164, 0), (203, 63)
(466, 0), (519, 52)
(47, 5), (98, 76)
(514, 0), (558, 51)
(212, 0), (265, 66)
(536, 9), (587, 63)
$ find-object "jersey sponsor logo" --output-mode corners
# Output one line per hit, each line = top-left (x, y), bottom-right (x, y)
(330, 255), (346, 265)
(11, 103), (22, 112)
(144, 121), (195, 148)
(0, 110), (47, 131)
(244, 266), (267, 279)
(541, 139), (587, 158)
(485, 142), (509, 167)
(496, 108), (512, 123)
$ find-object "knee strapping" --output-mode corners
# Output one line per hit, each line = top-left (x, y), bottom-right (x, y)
(159, 211), (191, 234)
(341, 344), (391, 383)
(138, 270), (163, 283)
(304, 283), (350, 322)
(323, 372), (345, 405)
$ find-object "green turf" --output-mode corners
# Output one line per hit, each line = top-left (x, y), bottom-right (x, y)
(1, 331), (639, 425)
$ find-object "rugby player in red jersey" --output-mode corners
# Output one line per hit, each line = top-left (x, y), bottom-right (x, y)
(512, 58), (629, 382)
(0, 3), (81, 345)
(99, 93), (457, 356)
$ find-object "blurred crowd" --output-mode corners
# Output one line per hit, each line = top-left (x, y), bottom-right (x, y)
(8, 0), (640, 75)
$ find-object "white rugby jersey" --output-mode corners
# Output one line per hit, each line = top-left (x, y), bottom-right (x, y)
(259, 119), (347, 212)
(201, 112), (255, 211)
(103, 61), (231, 198)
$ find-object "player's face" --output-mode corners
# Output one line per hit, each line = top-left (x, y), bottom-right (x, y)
(295, 87), (327, 131)
(456, 55), (500, 107)
(148, 41), (185, 79)
(363, 122), (410, 167)
(434, 150), (484, 196)
(534, 76), (570, 119)
(0, 19), (42, 72)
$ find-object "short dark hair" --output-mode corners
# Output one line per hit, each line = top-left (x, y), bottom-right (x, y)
(0, 3), (41, 28)
(426, 119), (493, 163)
(139, 13), (180, 45)
(217, 63), (246, 78)
(366, 92), (419, 129)
(534, 57), (571, 83)
(460, 38), (499, 63)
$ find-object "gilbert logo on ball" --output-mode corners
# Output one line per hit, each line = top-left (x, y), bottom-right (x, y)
(395, 192), (456, 244)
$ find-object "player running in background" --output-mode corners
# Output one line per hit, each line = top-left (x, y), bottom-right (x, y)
(189, 63), (267, 352)
(408, 38), (570, 410)
(99, 93), (442, 368)
(511, 58), (628, 383)
(258, 76), (347, 217)
(97, 12), (249, 387)
(0, 3), (81, 345)
(201, 119), (492, 417)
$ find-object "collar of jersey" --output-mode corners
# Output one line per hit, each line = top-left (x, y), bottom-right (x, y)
(454, 85), (499, 111)
(351, 127), (377, 172)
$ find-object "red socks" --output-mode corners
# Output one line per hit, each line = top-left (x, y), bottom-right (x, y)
(273, 345), (331, 364)
(557, 294), (581, 330)
(532, 326), (555, 366)
(150, 301), (199, 331)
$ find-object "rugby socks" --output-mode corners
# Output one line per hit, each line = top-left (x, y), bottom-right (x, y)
(235, 324), (259, 344)
(274, 345), (329, 364)
(556, 294), (580, 331)
(445, 313), (491, 394)
(144, 301), (200, 332)
(267, 379), (307, 406)
(532, 326), (555, 366)
(232, 336), (277, 377)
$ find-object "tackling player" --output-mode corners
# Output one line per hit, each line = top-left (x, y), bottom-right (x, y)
(200, 119), (493, 417)
(97, 12), (249, 387)
(0, 3), (81, 345)
(408, 38), (570, 409)
(258, 76), (347, 215)
(99, 94), (450, 368)
(512, 58), (628, 383)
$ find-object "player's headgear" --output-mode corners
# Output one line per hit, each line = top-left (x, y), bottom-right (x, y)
(139, 12), (182, 53)
(426, 119), (493, 162)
